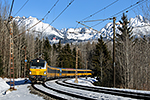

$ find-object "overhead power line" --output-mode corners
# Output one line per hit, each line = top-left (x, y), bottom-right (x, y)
(42, 0), (75, 33)
(13, 0), (59, 39)
(91, 0), (148, 28)
(81, 18), (113, 23)
(76, 21), (113, 40)
(43, 0), (59, 19)
(50, 0), (74, 25)
(7, 0), (14, 23)
(14, 0), (29, 16)
(75, 0), (118, 29)
(81, 0), (119, 21)
(111, 0), (147, 17)
(8, 0), (15, 18)
(16, 0), (59, 26)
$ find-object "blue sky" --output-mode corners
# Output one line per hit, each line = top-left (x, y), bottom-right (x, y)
(4, 0), (147, 30)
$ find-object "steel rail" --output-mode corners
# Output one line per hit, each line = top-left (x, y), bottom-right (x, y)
(43, 81), (96, 100)
(31, 83), (66, 100)
(55, 79), (150, 99)
(31, 79), (96, 100)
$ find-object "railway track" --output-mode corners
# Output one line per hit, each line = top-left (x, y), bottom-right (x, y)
(31, 78), (138, 100)
(31, 79), (96, 100)
(55, 79), (150, 99)
(31, 83), (66, 100)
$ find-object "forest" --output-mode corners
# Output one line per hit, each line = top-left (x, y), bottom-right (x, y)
(0, 2), (150, 91)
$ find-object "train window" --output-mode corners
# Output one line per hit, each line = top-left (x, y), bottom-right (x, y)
(56, 70), (59, 73)
(48, 68), (51, 73)
(30, 62), (45, 69)
(48, 68), (60, 73)
(62, 71), (68, 73)
(88, 71), (92, 73)
(78, 71), (84, 73)
(71, 71), (74, 73)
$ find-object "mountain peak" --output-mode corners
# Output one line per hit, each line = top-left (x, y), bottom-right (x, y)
(14, 15), (150, 44)
(136, 15), (144, 21)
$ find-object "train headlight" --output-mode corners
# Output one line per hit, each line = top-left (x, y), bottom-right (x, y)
(30, 71), (31, 74)
(44, 71), (46, 74)
(37, 60), (39, 62)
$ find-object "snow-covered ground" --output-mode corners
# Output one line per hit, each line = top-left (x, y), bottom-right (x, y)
(66, 77), (97, 87)
(0, 78), (43, 100)
(0, 77), (150, 100)
(67, 78), (150, 95)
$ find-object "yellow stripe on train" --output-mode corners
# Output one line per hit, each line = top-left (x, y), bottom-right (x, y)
(30, 68), (46, 76)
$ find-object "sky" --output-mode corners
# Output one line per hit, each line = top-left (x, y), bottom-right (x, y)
(2, 0), (148, 30)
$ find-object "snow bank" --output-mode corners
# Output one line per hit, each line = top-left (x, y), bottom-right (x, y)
(67, 77), (97, 87)
(0, 78), (10, 95)
(0, 78), (44, 100)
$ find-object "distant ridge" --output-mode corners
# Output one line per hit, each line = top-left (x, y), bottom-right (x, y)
(14, 15), (150, 44)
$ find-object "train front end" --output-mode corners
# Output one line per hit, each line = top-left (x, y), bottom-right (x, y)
(29, 58), (47, 83)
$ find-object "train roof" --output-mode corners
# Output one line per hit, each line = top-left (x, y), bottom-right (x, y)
(49, 66), (92, 71)
(30, 59), (92, 71)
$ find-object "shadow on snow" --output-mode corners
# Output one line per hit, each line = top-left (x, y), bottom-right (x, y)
(6, 79), (31, 86)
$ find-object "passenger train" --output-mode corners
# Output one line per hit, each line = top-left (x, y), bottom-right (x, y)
(29, 58), (92, 83)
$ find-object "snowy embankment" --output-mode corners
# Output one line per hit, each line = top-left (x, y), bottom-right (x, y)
(67, 77), (97, 87)
(0, 78), (43, 100)
(0, 77), (150, 100)
(67, 77), (150, 95)
(0, 78), (10, 95)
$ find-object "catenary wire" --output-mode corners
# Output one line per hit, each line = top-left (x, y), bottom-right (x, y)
(14, 0), (29, 16)
(43, 0), (59, 19)
(13, 0), (59, 39)
(16, 0), (59, 26)
(50, 0), (74, 25)
(42, 0), (74, 33)
(91, 0), (147, 28)
(7, 0), (15, 23)
(81, 18), (113, 23)
(110, 0), (146, 18)
(75, 0), (119, 28)
(81, 0), (119, 21)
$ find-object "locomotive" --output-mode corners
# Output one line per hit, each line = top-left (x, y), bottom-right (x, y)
(29, 58), (92, 83)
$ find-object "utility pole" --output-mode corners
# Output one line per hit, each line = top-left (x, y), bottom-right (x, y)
(113, 17), (116, 88)
(22, 47), (27, 78)
(77, 17), (116, 87)
(74, 47), (78, 83)
(9, 16), (15, 90)
(86, 61), (88, 79)
(25, 47), (27, 78)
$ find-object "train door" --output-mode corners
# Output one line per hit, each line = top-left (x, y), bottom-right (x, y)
(59, 69), (62, 77)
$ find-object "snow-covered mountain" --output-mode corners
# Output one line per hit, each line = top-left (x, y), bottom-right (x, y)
(13, 15), (150, 44)
(100, 15), (150, 39)
(14, 16), (64, 43)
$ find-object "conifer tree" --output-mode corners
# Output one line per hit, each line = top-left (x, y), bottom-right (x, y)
(92, 36), (113, 86)
(116, 13), (134, 88)
(43, 37), (51, 65)
(53, 44), (56, 50)
(57, 39), (61, 52)
(52, 43), (56, 55)
(56, 43), (75, 68)
(56, 39), (62, 67)
(63, 43), (73, 68)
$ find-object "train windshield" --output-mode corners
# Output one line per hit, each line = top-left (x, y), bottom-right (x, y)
(30, 62), (45, 69)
